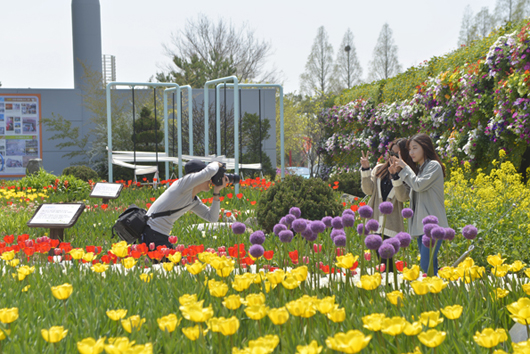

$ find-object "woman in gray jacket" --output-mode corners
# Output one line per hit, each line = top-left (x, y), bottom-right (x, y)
(392, 134), (448, 276)
(360, 138), (415, 271)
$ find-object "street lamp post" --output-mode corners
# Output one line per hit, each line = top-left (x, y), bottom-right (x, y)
(344, 45), (351, 88)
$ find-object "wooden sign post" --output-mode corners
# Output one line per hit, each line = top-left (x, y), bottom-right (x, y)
(27, 203), (85, 241)
(89, 182), (123, 204)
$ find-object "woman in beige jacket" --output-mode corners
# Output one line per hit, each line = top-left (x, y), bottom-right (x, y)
(361, 138), (416, 271)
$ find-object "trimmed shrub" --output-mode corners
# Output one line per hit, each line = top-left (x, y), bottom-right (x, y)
(62, 165), (99, 182)
(330, 172), (365, 198)
(256, 175), (342, 233)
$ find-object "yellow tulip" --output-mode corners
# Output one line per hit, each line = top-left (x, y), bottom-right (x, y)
(0, 329), (10, 341)
(179, 294), (198, 306)
(327, 307), (346, 323)
(356, 274), (381, 290)
(524, 268), (530, 278)
(15, 265), (35, 281)
(403, 321), (423, 336)
(420, 311), (444, 328)
(22, 285), (30, 292)
(286, 298), (317, 318)
(487, 253), (505, 267)
(462, 265), (485, 283)
(362, 313), (386, 332)
(291, 266), (309, 282)
(51, 283), (73, 300)
(167, 252), (182, 264)
(207, 317), (222, 333)
(473, 328), (508, 348)
(232, 274), (254, 292)
(244, 305), (269, 320)
(218, 316), (239, 336)
(492, 288), (510, 299)
(222, 295), (242, 310)
(510, 260), (526, 272)
(381, 316), (408, 336)
(121, 315), (146, 333)
(438, 267), (460, 281)
(208, 280), (229, 298)
(82, 252), (96, 262)
(0, 308), (18, 324)
(262, 279), (276, 293)
(325, 330), (372, 353)
(111, 241), (129, 258)
(41, 326), (68, 343)
(182, 325), (208, 341)
(91, 263), (108, 273)
(440, 305), (463, 320)
(162, 262), (174, 272)
(7, 259), (20, 267)
(68, 248), (85, 260)
(296, 340), (323, 354)
(403, 346), (422, 354)
(401, 265), (420, 281)
(316, 296), (336, 314)
(104, 337), (135, 352)
(266, 269), (286, 285)
(424, 277), (448, 294)
(417, 329), (446, 348)
(157, 314), (180, 333)
(458, 257), (475, 269)
(185, 261), (206, 275)
(281, 273), (301, 289)
(253, 272), (265, 284)
(491, 264), (511, 277)
(386, 290), (404, 306)
(179, 301), (214, 322)
(513, 340), (530, 352)
(106, 309), (127, 321)
(121, 257), (136, 269)
(198, 252), (214, 263)
(336, 253), (358, 269)
(77, 337), (106, 354)
(410, 280), (430, 295)
(244, 293), (266, 306)
(139, 273), (153, 283)
(523, 283), (530, 296)
(0, 250), (15, 261)
(245, 334), (280, 353)
(506, 297), (530, 325)
(267, 307), (290, 325)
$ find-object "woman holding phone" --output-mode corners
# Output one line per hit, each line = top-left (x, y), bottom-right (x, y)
(391, 133), (448, 275)
(360, 138), (415, 271)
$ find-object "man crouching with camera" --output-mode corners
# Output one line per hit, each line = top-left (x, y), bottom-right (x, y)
(142, 160), (230, 249)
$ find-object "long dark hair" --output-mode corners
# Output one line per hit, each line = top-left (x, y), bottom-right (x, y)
(375, 138), (417, 179)
(407, 133), (446, 177)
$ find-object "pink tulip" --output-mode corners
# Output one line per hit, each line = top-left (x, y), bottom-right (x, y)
(168, 236), (178, 244)
(149, 243), (155, 251)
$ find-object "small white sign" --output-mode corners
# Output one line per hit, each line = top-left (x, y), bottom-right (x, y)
(90, 182), (122, 199)
(29, 204), (83, 225)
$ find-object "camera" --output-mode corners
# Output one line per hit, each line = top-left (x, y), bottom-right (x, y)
(211, 164), (240, 186)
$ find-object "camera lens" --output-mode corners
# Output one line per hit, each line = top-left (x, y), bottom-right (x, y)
(226, 174), (240, 184)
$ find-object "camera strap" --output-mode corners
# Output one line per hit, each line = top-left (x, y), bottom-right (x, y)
(149, 196), (198, 219)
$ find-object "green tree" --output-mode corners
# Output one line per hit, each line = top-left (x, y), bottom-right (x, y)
(240, 112), (274, 178)
(300, 26), (335, 98)
(276, 93), (308, 167)
(133, 106), (164, 152)
(368, 23), (402, 82)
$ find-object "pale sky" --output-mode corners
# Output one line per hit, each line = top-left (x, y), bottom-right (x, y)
(0, 0), (497, 94)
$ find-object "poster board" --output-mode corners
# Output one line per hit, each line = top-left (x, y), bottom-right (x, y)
(27, 203), (85, 229)
(89, 182), (123, 199)
(0, 94), (42, 177)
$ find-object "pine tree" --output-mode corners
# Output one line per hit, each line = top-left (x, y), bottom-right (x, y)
(300, 26), (335, 97)
(132, 107), (164, 152)
(368, 23), (402, 82)
(334, 28), (363, 89)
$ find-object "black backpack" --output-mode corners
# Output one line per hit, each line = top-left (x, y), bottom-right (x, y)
(112, 203), (190, 244)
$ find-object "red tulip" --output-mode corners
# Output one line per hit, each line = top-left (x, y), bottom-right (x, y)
(313, 244), (322, 253)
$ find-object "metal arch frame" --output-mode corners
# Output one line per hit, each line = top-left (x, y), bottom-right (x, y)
(216, 83), (285, 179)
(106, 81), (178, 182)
(163, 85), (192, 178)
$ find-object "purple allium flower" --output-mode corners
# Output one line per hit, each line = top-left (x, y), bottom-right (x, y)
(273, 224), (287, 236)
(357, 223), (368, 235)
(331, 216), (344, 229)
(462, 225), (478, 240)
(342, 214), (355, 228)
(278, 230), (294, 243)
(402, 208), (414, 219)
(423, 223), (437, 238)
(395, 232), (412, 248)
(366, 219), (380, 232)
(431, 226), (446, 240)
(358, 205), (373, 219)
(232, 222), (246, 235)
(279, 217), (288, 227)
(249, 244), (264, 258)
(333, 235), (347, 247)
(322, 216), (333, 228)
(422, 215), (439, 225)
(385, 238), (401, 253)
(364, 234), (383, 250)
(301, 228), (316, 241)
(285, 214), (296, 225)
(342, 209), (355, 217)
(292, 219), (307, 233)
(310, 220), (326, 234)
(378, 243), (395, 259)
(289, 207), (301, 218)
(379, 201), (394, 215)
(444, 228), (456, 241)
(330, 229), (345, 241)
(249, 231), (265, 245)
(422, 235), (436, 248)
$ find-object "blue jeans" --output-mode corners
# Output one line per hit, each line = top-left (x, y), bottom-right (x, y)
(417, 236), (442, 276)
